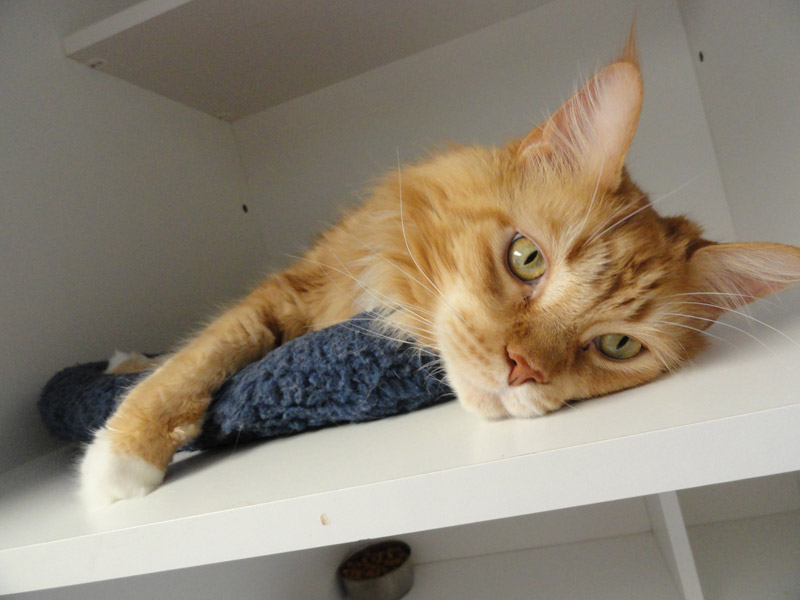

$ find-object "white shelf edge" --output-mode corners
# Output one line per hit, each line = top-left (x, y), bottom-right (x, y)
(62, 0), (193, 57)
(2, 402), (799, 595)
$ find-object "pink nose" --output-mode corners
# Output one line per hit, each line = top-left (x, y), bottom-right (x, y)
(506, 347), (549, 386)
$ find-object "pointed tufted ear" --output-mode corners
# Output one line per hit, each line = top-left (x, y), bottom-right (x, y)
(519, 30), (643, 189)
(686, 242), (800, 327)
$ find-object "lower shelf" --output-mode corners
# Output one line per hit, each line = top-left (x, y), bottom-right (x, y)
(689, 511), (800, 600)
(407, 509), (800, 600)
(408, 532), (682, 600)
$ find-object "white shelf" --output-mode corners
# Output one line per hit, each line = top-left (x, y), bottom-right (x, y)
(2, 306), (800, 595)
(61, 0), (553, 120)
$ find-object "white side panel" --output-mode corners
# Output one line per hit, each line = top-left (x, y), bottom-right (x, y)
(234, 0), (733, 271)
(0, 0), (265, 471)
(677, 0), (800, 245)
(646, 492), (705, 600)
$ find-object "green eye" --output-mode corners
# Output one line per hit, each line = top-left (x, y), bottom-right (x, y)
(596, 334), (643, 360)
(507, 235), (547, 282)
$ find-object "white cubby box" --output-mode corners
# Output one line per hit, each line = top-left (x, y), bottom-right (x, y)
(1, 0), (798, 598)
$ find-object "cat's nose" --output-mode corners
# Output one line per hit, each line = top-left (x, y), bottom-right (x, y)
(505, 346), (549, 385)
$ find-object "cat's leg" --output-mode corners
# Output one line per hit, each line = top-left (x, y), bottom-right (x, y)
(80, 276), (305, 506)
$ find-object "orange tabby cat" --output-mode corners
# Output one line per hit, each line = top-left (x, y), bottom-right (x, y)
(80, 34), (800, 505)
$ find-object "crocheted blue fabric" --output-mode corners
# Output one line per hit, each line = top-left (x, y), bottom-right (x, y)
(38, 313), (453, 450)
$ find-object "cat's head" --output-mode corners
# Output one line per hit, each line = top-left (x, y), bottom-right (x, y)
(390, 38), (800, 418)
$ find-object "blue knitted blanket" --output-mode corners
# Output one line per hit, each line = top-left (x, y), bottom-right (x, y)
(38, 314), (453, 450)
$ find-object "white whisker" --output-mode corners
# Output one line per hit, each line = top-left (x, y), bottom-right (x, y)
(328, 224), (443, 316)
(650, 322), (692, 369)
(653, 319), (738, 348)
(396, 149), (467, 324)
(663, 312), (778, 357)
(673, 302), (800, 349)
(341, 322), (432, 353)
(288, 253), (436, 334)
(311, 316), (436, 346)
(662, 291), (778, 306)
(586, 175), (699, 245)
(415, 360), (449, 386)
(578, 156), (605, 235)
(331, 253), (438, 336)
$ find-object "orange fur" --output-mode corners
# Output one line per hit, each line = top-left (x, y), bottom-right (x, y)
(95, 35), (800, 481)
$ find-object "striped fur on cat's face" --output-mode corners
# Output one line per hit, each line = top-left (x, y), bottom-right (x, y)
(425, 157), (710, 418)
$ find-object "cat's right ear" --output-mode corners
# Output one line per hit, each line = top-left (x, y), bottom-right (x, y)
(518, 33), (643, 189)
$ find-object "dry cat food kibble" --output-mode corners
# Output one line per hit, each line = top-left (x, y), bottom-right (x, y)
(339, 541), (411, 581)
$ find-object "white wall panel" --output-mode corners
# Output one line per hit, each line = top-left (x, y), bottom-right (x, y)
(678, 0), (800, 245)
(0, 0), (265, 471)
(233, 0), (733, 272)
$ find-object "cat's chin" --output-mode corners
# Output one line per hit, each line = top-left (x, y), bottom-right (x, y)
(456, 386), (509, 419)
(448, 369), (554, 419)
(499, 386), (570, 418)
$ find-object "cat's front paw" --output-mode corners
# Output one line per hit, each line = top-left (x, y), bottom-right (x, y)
(79, 428), (165, 507)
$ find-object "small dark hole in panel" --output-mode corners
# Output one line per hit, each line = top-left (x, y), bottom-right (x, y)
(699, 51), (704, 62)
(242, 204), (249, 213)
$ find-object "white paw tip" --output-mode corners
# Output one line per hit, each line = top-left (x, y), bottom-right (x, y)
(79, 429), (165, 507)
(105, 350), (152, 374)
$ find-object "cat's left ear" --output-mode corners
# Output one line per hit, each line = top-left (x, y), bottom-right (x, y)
(686, 242), (800, 326)
(519, 32), (643, 189)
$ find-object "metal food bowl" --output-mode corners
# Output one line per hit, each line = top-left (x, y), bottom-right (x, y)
(338, 540), (414, 600)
